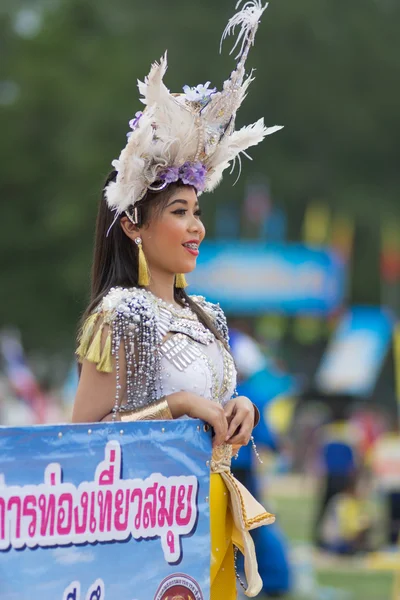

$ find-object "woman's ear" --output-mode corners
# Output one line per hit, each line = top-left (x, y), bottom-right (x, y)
(120, 216), (140, 241)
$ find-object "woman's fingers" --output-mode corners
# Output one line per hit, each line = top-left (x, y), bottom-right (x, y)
(210, 405), (228, 447)
(226, 409), (254, 445)
(226, 403), (253, 439)
(227, 421), (253, 445)
(226, 413), (242, 440)
(223, 400), (236, 420)
(227, 427), (252, 446)
(190, 396), (255, 448)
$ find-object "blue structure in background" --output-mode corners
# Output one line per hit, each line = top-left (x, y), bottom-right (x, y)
(188, 241), (346, 315)
(315, 306), (395, 397)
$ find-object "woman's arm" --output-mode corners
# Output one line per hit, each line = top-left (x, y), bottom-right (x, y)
(169, 392), (229, 447)
(74, 373), (229, 447)
(73, 322), (127, 423)
(72, 357), (124, 423)
(101, 391), (229, 447)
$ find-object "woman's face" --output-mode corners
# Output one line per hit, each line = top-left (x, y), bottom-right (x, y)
(140, 186), (206, 277)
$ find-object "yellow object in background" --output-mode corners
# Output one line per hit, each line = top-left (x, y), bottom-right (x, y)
(292, 315), (325, 345)
(336, 495), (369, 541)
(267, 394), (297, 436)
(303, 201), (331, 246)
(331, 213), (354, 262)
(257, 314), (287, 342)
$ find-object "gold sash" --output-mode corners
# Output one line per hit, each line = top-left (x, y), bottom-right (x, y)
(211, 444), (275, 597)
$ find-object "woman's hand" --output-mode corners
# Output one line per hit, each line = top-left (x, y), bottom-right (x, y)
(167, 392), (229, 448)
(223, 396), (255, 446)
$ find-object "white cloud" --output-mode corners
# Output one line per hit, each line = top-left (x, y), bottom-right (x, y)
(23, 565), (49, 577)
(53, 547), (95, 565)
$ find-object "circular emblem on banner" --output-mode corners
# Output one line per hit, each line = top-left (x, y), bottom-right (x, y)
(154, 574), (203, 600)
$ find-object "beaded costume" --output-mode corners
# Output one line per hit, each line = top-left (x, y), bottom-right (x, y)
(77, 287), (275, 597)
(77, 287), (233, 416)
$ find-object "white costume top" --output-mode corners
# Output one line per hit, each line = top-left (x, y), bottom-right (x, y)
(149, 294), (237, 408)
(77, 287), (236, 414)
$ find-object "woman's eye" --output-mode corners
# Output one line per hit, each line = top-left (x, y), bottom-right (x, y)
(171, 208), (202, 217)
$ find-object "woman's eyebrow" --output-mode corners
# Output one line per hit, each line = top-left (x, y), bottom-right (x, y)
(167, 199), (199, 209)
(166, 199), (188, 208)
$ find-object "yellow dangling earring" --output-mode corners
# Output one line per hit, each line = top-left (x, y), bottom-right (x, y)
(135, 237), (150, 286)
(175, 273), (188, 288)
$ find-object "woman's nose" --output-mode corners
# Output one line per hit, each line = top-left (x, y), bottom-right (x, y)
(189, 221), (205, 238)
(188, 215), (200, 231)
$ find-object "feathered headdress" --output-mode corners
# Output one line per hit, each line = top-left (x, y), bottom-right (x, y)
(105, 1), (282, 217)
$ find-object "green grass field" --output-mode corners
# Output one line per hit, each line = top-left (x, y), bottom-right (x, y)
(257, 474), (395, 600)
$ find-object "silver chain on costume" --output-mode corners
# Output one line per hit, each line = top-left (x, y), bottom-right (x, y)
(234, 546), (247, 591)
(232, 388), (263, 464)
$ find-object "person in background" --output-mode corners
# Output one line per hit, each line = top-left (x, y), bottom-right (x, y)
(229, 328), (293, 597)
(319, 473), (373, 555)
(370, 422), (400, 546)
(314, 416), (360, 547)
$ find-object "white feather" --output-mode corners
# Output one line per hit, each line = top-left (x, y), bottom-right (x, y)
(205, 119), (283, 191)
(229, 120), (283, 151)
(220, 1), (268, 59)
(137, 52), (169, 107)
(105, 110), (155, 213)
(208, 118), (268, 166)
(205, 161), (232, 192)
(138, 53), (200, 165)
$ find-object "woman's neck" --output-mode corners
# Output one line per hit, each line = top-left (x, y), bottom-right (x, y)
(146, 271), (178, 306)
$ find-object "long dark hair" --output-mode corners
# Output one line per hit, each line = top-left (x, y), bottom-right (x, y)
(80, 171), (227, 347)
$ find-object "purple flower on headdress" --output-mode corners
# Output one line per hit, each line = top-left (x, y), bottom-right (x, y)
(157, 162), (207, 191)
(159, 166), (180, 184)
(179, 162), (207, 191)
(126, 111), (143, 139)
(182, 82), (217, 105)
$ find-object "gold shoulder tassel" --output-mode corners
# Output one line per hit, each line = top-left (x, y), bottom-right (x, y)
(85, 322), (103, 364)
(97, 328), (113, 373)
(76, 312), (99, 359)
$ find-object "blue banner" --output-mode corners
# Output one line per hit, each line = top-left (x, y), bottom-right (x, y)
(188, 242), (346, 314)
(0, 420), (211, 600)
(315, 306), (395, 397)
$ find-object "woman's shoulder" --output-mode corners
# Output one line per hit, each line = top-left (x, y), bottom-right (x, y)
(190, 294), (230, 343)
(98, 286), (151, 317)
(76, 287), (153, 366)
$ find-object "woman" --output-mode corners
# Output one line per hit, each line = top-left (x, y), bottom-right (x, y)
(73, 2), (282, 597)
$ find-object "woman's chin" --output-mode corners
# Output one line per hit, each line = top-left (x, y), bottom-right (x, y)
(178, 260), (197, 274)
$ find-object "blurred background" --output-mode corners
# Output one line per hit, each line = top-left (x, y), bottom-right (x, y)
(2, 0), (400, 598)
